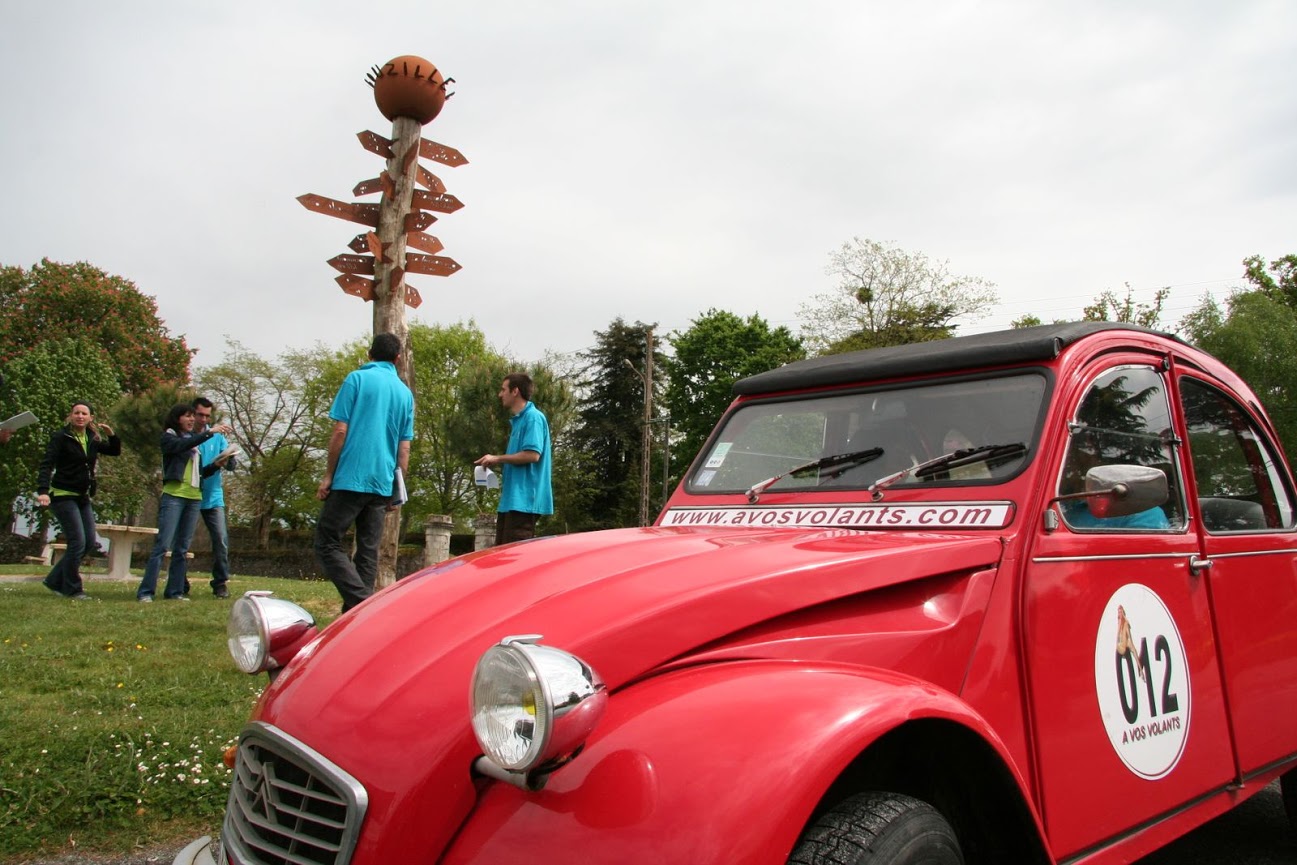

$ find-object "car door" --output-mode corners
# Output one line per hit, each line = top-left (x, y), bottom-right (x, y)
(1178, 374), (1297, 777)
(1023, 360), (1235, 859)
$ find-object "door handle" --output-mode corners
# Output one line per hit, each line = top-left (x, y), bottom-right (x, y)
(1188, 556), (1213, 576)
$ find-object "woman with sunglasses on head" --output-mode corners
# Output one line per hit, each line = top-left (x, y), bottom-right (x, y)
(35, 401), (120, 600)
(135, 403), (232, 602)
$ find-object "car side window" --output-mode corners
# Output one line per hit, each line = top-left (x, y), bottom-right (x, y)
(1059, 366), (1186, 532)
(1179, 377), (1296, 532)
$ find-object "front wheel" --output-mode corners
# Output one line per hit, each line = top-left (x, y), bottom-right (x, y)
(788, 792), (963, 865)
(1282, 770), (1297, 836)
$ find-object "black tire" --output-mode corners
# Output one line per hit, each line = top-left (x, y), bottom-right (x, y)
(1283, 769), (1297, 835)
(788, 792), (964, 865)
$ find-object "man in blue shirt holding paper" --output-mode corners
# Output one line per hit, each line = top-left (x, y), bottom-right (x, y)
(193, 397), (236, 598)
(314, 333), (414, 612)
(475, 372), (552, 545)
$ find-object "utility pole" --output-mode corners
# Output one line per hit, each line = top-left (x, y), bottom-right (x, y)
(624, 328), (655, 527)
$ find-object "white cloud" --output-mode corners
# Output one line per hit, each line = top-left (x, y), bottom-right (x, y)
(1, 0), (1292, 368)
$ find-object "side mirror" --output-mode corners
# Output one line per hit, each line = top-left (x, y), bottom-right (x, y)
(1083, 465), (1169, 518)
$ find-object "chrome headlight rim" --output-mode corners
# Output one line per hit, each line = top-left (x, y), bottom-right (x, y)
(227, 591), (316, 674)
(470, 635), (606, 777)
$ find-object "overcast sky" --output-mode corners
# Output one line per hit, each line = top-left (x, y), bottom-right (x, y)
(1, 1), (1293, 371)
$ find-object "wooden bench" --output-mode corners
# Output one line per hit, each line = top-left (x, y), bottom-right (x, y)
(26, 543), (55, 566)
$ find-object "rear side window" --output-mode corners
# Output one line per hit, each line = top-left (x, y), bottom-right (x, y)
(1180, 378), (1296, 532)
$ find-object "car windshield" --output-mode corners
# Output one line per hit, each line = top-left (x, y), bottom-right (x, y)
(689, 372), (1048, 495)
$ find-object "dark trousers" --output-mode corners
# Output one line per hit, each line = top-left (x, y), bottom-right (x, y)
(137, 493), (201, 600)
(314, 490), (387, 613)
(495, 511), (538, 546)
(45, 496), (96, 596)
(200, 506), (230, 590)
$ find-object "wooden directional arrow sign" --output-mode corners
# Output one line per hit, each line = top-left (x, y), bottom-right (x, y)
(404, 285), (423, 309)
(352, 174), (395, 198)
(416, 166), (446, 193)
(347, 232), (388, 258)
(335, 273), (375, 301)
(405, 253), (462, 277)
(412, 190), (464, 214)
(357, 130), (394, 159)
(297, 194), (380, 228)
(405, 232), (444, 255)
(405, 211), (437, 233)
(328, 254), (376, 275)
(419, 139), (469, 167)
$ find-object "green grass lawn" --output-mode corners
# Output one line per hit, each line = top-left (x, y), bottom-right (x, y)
(0, 566), (340, 863)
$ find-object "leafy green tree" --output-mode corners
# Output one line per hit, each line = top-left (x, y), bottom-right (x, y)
(0, 259), (192, 394)
(101, 382), (196, 525)
(0, 339), (122, 532)
(799, 238), (997, 354)
(567, 319), (664, 530)
(1242, 253), (1297, 306)
(405, 322), (512, 525)
(1083, 283), (1170, 328)
(1181, 263), (1297, 465)
(451, 350), (579, 532)
(664, 309), (805, 466)
(195, 340), (342, 546)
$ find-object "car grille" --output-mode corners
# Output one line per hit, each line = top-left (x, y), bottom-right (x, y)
(222, 722), (368, 865)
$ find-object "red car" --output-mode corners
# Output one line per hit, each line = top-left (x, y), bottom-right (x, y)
(176, 322), (1297, 865)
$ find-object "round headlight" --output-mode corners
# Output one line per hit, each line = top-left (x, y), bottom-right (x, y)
(471, 635), (607, 774)
(227, 592), (317, 674)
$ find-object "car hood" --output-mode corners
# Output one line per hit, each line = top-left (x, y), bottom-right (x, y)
(253, 526), (1003, 859)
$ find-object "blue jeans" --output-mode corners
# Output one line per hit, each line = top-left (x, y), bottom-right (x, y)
(313, 490), (387, 612)
(200, 506), (230, 590)
(45, 496), (96, 596)
(137, 494), (202, 600)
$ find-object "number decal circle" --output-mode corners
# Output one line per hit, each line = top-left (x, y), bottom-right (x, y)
(1093, 584), (1191, 780)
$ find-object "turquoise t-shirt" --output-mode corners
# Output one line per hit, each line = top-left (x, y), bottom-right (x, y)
(197, 431), (229, 509)
(329, 361), (415, 495)
(498, 402), (553, 516)
(1065, 501), (1170, 530)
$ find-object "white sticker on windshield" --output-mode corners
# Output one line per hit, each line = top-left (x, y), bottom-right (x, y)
(695, 469), (716, 487)
(704, 442), (732, 468)
(662, 502), (1013, 529)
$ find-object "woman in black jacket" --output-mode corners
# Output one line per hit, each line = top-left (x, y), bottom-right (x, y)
(35, 401), (121, 600)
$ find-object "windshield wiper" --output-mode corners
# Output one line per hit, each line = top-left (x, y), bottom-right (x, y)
(867, 443), (1028, 500)
(745, 447), (884, 504)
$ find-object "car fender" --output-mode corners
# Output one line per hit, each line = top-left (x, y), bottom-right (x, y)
(442, 659), (1039, 865)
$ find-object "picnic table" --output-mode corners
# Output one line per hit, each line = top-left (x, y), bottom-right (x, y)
(95, 524), (159, 579)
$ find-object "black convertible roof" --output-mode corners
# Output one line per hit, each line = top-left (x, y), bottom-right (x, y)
(733, 322), (1180, 396)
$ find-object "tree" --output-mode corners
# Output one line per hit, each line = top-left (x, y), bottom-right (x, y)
(404, 322), (511, 525)
(101, 382), (196, 526)
(1242, 253), (1297, 307)
(450, 349), (579, 532)
(799, 238), (997, 355)
(0, 259), (192, 394)
(0, 339), (122, 533)
(1083, 283), (1170, 328)
(1180, 254), (1297, 465)
(195, 340), (343, 546)
(664, 309), (805, 465)
(567, 319), (664, 531)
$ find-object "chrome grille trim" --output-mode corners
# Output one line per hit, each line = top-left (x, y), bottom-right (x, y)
(222, 721), (368, 865)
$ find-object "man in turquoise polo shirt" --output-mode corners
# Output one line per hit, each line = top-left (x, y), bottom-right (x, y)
(475, 372), (552, 545)
(314, 333), (414, 612)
